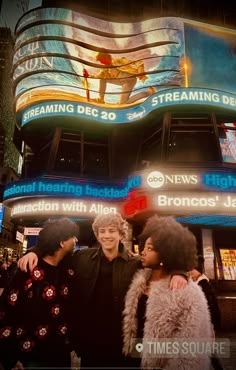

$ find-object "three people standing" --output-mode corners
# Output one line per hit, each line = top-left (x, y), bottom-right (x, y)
(1, 213), (214, 369)
(14, 213), (188, 369)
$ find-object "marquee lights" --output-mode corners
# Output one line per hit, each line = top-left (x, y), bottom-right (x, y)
(11, 199), (118, 218)
(4, 169), (236, 223)
(155, 192), (236, 214)
(203, 173), (236, 190)
(5, 170), (236, 205)
(20, 89), (236, 126)
(9, 192), (236, 220)
(3, 176), (141, 201)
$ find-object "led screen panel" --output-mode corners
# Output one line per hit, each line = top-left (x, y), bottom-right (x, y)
(13, 8), (236, 125)
(14, 11), (183, 110)
(184, 23), (236, 95)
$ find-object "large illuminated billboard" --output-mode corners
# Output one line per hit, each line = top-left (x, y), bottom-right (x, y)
(13, 8), (236, 125)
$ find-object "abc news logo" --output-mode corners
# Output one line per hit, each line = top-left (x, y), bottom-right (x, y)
(146, 171), (198, 188)
(147, 171), (165, 188)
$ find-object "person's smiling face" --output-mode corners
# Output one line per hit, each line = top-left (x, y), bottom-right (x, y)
(97, 225), (121, 251)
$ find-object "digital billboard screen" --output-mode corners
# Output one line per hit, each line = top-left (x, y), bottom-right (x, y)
(13, 8), (236, 124)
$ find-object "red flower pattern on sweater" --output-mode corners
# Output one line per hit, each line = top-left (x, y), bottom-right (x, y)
(42, 285), (56, 300)
(20, 338), (35, 352)
(31, 267), (44, 281)
(8, 290), (19, 306)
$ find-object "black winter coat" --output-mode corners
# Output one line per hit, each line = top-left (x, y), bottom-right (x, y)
(68, 246), (141, 357)
(197, 278), (221, 331)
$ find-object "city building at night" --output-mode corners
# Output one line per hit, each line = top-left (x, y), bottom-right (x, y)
(0, 26), (21, 255)
(0, 0), (34, 255)
(0, 0), (30, 33)
(1, 2), (236, 329)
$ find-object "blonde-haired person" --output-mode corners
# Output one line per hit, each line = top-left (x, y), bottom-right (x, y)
(18, 213), (188, 369)
(92, 212), (128, 241)
(123, 215), (213, 370)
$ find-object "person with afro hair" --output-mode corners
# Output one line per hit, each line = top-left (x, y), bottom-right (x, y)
(123, 215), (213, 370)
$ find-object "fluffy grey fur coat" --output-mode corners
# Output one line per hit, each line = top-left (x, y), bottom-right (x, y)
(123, 269), (213, 370)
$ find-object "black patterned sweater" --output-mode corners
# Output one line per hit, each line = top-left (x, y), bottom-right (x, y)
(0, 257), (75, 369)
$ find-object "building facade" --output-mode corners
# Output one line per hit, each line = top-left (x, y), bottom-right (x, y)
(0, 27), (20, 257)
(0, 0), (30, 33)
(2, 5), (236, 329)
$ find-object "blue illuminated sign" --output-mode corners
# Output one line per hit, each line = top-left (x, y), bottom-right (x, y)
(3, 176), (141, 201)
(20, 88), (236, 126)
(177, 214), (236, 227)
(5, 170), (236, 203)
(0, 204), (4, 232)
(202, 172), (236, 191)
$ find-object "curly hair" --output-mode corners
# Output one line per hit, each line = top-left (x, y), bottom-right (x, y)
(92, 213), (128, 240)
(36, 218), (79, 257)
(139, 215), (197, 273)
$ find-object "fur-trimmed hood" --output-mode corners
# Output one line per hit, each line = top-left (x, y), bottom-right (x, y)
(123, 269), (212, 370)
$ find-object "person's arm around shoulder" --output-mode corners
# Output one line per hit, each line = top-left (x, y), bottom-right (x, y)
(170, 271), (189, 289)
(18, 248), (39, 272)
(127, 249), (188, 289)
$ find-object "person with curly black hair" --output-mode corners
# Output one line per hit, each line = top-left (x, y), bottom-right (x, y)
(0, 218), (79, 370)
(123, 215), (213, 370)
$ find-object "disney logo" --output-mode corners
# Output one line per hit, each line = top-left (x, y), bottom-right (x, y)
(126, 109), (146, 120)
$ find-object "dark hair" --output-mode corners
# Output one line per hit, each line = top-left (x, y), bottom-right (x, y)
(36, 218), (79, 257)
(139, 215), (197, 273)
